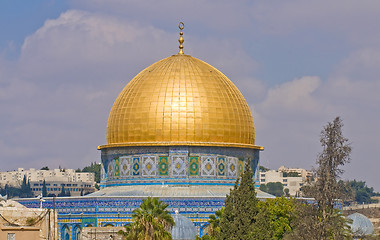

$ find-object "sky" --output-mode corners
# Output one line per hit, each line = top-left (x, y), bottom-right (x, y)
(1, 1), (379, 190)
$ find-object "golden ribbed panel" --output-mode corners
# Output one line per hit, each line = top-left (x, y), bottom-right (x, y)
(101, 54), (259, 149)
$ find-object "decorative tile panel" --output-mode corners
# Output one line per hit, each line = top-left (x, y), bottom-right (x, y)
(107, 160), (114, 179)
(142, 156), (157, 177)
(201, 156), (216, 177)
(101, 164), (106, 181)
(217, 157), (226, 176)
(132, 157), (140, 176)
(159, 156), (169, 176)
(120, 156), (131, 177)
(171, 155), (187, 177)
(114, 157), (120, 178)
(227, 157), (237, 177)
(238, 158), (244, 176)
(189, 156), (199, 176)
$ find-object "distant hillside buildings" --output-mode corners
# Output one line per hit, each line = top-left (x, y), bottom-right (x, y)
(0, 168), (96, 197)
(1, 166), (312, 197)
(259, 166), (313, 196)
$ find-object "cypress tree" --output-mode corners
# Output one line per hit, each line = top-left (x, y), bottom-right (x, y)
(21, 175), (27, 192)
(219, 161), (259, 239)
(26, 179), (33, 197)
(42, 179), (47, 197)
(20, 175), (33, 197)
(58, 185), (66, 197)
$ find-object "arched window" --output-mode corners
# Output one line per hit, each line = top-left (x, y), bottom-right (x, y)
(104, 223), (114, 227)
(73, 224), (81, 240)
(61, 225), (70, 240)
(200, 223), (210, 237)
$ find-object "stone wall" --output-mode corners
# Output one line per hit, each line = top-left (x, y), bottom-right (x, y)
(0, 200), (57, 240)
(81, 226), (124, 240)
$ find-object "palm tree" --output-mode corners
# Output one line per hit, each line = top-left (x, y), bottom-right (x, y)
(118, 196), (175, 240)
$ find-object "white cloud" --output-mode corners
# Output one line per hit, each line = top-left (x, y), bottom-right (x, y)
(0, 9), (263, 172)
(18, 10), (174, 84)
(1, 2), (380, 191)
(254, 45), (380, 189)
(259, 76), (322, 114)
(254, 76), (326, 171)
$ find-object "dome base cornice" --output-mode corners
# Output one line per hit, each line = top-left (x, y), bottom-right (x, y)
(98, 142), (264, 150)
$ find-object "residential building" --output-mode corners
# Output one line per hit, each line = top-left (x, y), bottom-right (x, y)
(259, 169), (306, 196)
(278, 165), (313, 181)
(0, 168), (96, 197)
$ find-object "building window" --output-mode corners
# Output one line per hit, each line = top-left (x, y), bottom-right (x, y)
(8, 233), (15, 240)
(261, 179), (265, 182)
(283, 179), (288, 182)
(283, 184), (287, 187)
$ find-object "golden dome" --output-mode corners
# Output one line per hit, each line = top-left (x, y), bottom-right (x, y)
(99, 54), (261, 150)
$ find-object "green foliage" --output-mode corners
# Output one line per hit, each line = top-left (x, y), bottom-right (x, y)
(259, 166), (270, 172)
(58, 185), (65, 197)
(216, 169), (296, 239)
(260, 183), (267, 192)
(347, 180), (379, 204)
(283, 172), (300, 177)
(42, 179), (47, 197)
(196, 236), (213, 240)
(293, 117), (353, 240)
(118, 196), (174, 240)
(257, 197), (296, 239)
(284, 188), (290, 197)
(284, 201), (352, 240)
(40, 166), (49, 170)
(260, 182), (284, 197)
(81, 162), (101, 183)
(26, 217), (36, 226)
(0, 184), (26, 198)
(20, 175), (34, 198)
(219, 161), (259, 239)
(58, 185), (70, 197)
(202, 207), (224, 239)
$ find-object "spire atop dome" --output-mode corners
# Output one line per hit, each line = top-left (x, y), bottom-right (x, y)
(178, 22), (184, 54)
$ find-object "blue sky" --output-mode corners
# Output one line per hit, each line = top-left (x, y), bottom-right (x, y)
(1, 1), (380, 190)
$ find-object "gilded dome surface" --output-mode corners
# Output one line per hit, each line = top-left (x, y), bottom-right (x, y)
(100, 54), (260, 149)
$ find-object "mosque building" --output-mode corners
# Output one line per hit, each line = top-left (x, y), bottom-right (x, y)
(17, 23), (266, 239)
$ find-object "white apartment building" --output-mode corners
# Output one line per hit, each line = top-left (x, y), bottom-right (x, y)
(259, 167), (311, 196)
(278, 165), (313, 181)
(30, 181), (95, 197)
(0, 168), (96, 196)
